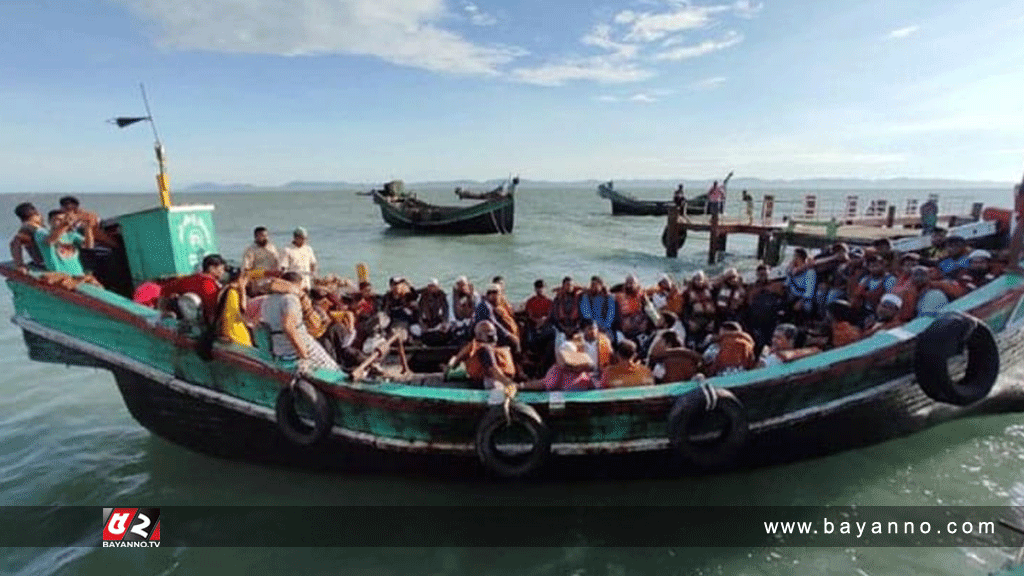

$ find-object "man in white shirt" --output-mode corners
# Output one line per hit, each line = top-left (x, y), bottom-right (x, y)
(279, 227), (317, 291)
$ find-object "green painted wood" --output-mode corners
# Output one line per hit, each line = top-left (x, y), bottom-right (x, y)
(117, 205), (219, 285)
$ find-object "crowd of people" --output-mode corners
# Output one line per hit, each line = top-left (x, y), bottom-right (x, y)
(9, 203), (1009, 395)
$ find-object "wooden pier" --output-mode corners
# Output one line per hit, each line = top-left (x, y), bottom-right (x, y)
(662, 193), (990, 266)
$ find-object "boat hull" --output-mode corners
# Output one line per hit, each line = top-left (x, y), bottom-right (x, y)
(6, 266), (1024, 479)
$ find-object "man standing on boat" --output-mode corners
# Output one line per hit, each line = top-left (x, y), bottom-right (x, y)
(279, 227), (317, 291)
(242, 226), (280, 293)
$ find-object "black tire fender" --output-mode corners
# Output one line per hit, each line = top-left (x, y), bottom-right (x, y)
(275, 377), (335, 447)
(914, 311), (999, 406)
(668, 385), (748, 470)
(475, 401), (551, 478)
(661, 226), (687, 250)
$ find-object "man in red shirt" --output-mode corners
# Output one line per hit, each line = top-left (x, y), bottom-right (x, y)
(524, 279), (553, 328)
(161, 254), (227, 325)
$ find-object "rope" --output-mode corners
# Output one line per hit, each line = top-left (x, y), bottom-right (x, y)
(700, 383), (718, 411)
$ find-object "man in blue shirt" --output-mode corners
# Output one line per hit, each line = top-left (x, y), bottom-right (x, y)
(34, 210), (93, 276)
(579, 275), (617, 337)
(937, 236), (971, 276)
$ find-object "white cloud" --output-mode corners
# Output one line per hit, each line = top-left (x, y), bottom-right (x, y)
(581, 24), (640, 60)
(654, 31), (742, 60)
(597, 95), (620, 102)
(629, 93), (657, 102)
(114, 0), (522, 75)
(887, 25), (920, 39)
(513, 59), (655, 86)
(462, 2), (496, 26)
(689, 76), (726, 89)
(732, 0), (764, 19)
(617, 4), (730, 42)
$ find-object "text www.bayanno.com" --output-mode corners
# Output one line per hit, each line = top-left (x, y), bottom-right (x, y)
(764, 519), (996, 539)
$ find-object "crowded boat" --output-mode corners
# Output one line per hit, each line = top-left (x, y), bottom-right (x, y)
(10, 197), (1010, 395)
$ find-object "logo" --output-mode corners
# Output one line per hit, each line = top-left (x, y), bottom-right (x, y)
(102, 508), (161, 548)
(175, 213), (214, 269)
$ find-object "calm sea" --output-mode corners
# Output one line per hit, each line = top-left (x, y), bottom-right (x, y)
(1, 185), (1023, 575)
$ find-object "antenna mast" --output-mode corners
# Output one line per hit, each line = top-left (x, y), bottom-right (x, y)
(140, 83), (171, 208)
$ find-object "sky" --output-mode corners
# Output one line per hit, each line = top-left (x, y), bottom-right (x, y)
(1, 0), (1022, 192)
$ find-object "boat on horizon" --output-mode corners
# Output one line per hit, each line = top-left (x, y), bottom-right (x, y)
(369, 177), (516, 235)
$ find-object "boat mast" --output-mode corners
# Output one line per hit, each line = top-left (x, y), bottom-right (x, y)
(139, 84), (172, 208)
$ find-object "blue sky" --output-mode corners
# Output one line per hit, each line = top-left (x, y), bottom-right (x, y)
(1, 0), (1022, 192)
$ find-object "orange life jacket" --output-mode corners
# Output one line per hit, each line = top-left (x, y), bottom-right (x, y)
(686, 286), (716, 316)
(831, 321), (862, 347)
(463, 341), (516, 380)
(714, 331), (755, 374)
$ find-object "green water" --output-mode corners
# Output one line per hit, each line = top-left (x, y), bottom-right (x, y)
(1, 187), (1022, 575)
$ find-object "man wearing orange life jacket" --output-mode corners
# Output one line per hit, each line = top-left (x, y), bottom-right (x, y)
(683, 271), (717, 348)
(615, 274), (652, 343)
(713, 268), (747, 324)
(705, 321), (756, 376)
(447, 320), (517, 395)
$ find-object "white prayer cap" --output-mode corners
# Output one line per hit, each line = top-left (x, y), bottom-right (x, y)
(968, 249), (991, 260)
(880, 294), (903, 309)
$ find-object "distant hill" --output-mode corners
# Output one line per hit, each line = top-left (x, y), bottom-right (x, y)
(177, 176), (1013, 193)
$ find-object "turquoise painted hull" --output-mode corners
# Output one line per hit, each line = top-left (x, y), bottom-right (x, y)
(6, 265), (1024, 477)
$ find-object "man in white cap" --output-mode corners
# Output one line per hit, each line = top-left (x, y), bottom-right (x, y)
(416, 278), (449, 335)
(864, 293), (904, 336)
(959, 249), (995, 290)
(278, 227), (317, 291)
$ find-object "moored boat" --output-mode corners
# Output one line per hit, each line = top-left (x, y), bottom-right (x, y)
(371, 178), (516, 235)
(597, 181), (709, 216)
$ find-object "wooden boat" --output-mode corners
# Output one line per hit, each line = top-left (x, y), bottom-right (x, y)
(371, 178), (516, 235)
(597, 181), (708, 216)
(9, 113), (1024, 479)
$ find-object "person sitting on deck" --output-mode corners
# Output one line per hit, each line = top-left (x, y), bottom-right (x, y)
(579, 275), (617, 338)
(904, 265), (956, 318)
(308, 287), (366, 369)
(682, 271), (717, 349)
(615, 274), (652, 345)
(381, 276), (418, 340)
(10, 202), (46, 271)
(450, 275), (479, 336)
(218, 267), (253, 347)
(713, 268), (747, 325)
(957, 250), (996, 291)
(261, 272), (340, 372)
(160, 254), (225, 326)
(58, 196), (117, 249)
(581, 319), (613, 377)
(937, 236), (971, 277)
(851, 254), (896, 318)
(784, 248), (817, 324)
(887, 253), (922, 322)
(475, 284), (521, 354)
(33, 208), (95, 277)
(551, 276), (582, 348)
(702, 321), (756, 376)
(490, 275), (521, 347)
(415, 278), (450, 339)
(757, 323), (819, 369)
(647, 274), (683, 315)
(863, 294), (905, 337)
(446, 320), (517, 396)
(824, 299), (863, 348)
(241, 226), (280, 294)
(599, 340), (655, 388)
(918, 229), (947, 262)
(541, 328), (595, 391)
(522, 279), (555, 376)
(744, 263), (785, 357)
(646, 329), (703, 383)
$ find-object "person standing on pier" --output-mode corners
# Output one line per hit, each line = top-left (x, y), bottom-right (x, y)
(707, 180), (725, 216)
(742, 190), (754, 225)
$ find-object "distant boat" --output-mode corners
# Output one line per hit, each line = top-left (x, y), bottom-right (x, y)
(370, 177), (516, 235)
(597, 181), (708, 216)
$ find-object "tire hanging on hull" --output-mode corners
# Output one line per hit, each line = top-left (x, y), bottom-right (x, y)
(668, 385), (748, 470)
(475, 401), (551, 478)
(275, 378), (335, 447)
(914, 311), (999, 406)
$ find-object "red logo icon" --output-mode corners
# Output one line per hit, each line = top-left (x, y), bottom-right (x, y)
(102, 508), (161, 547)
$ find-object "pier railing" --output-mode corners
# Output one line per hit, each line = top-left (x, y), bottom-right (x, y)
(729, 193), (979, 227)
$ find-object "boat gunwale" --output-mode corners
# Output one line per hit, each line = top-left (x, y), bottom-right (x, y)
(4, 262), (1022, 409)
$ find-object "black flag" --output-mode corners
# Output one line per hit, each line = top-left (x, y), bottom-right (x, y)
(109, 116), (151, 128)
